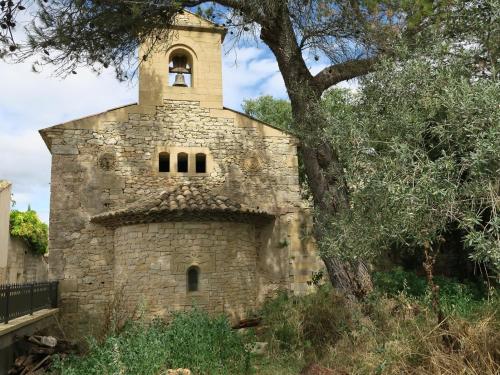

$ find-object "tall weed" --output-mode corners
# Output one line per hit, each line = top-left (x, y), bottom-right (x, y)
(51, 309), (250, 375)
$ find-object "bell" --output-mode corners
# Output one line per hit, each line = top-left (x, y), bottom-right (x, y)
(173, 73), (188, 87)
(169, 55), (191, 74)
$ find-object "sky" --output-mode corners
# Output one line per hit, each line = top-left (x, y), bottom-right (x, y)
(0, 36), (355, 223)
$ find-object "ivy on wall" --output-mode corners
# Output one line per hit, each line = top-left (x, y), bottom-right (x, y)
(9, 209), (48, 255)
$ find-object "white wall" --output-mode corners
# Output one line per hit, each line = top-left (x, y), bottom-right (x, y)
(0, 181), (11, 282)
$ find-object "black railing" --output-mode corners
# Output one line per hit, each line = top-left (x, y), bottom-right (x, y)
(0, 281), (58, 324)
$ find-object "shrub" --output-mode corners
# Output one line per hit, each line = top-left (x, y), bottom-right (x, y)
(9, 209), (48, 255)
(255, 285), (499, 375)
(163, 309), (250, 374)
(373, 267), (490, 317)
(51, 309), (251, 375)
(259, 286), (354, 361)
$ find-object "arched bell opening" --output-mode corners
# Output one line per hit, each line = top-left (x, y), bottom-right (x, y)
(169, 50), (193, 87)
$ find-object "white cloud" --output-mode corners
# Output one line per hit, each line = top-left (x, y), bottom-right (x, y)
(222, 46), (287, 109)
(0, 129), (50, 221)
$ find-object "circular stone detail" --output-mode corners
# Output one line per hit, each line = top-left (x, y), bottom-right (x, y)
(98, 153), (116, 171)
(242, 154), (263, 173)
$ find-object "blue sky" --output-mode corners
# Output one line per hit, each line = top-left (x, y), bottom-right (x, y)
(0, 38), (354, 223)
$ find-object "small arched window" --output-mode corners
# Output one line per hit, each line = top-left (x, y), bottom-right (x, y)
(177, 152), (188, 173)
(195, 153), (207, 173)
(169, 51), (192, 87)
(187, 266), (199, 292)
(159, 152), (170, 172)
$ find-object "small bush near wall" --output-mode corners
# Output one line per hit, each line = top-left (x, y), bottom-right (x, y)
(9, 209), (48, 255)
(50, 309), (251, 375)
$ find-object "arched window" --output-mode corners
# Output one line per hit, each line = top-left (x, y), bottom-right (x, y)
(177, 152), (188, 173)
(159, 152), (170, 172)
(195, 153), (206, 173)
(169, 51), (192, 87)
(187, 266), (199, 292)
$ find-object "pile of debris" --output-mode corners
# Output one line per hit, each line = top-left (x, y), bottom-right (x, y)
(8, 335), (77, 375)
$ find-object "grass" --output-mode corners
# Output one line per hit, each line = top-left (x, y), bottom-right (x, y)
(50, 309), (251, 375)
(252, 270), (499, 374)
(50, 271), (499, 375)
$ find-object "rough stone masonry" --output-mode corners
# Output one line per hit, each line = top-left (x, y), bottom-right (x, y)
(39, 11), (322, 339)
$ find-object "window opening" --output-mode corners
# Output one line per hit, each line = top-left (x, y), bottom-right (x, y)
(177, 152), (188, 173)
(169, 53), (192, 87)
(195, 153), (207, 173)
(187, 266), (199, 292)
(159, 152), (170, 172)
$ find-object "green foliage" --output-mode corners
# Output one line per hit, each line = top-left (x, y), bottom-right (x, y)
(319, 41), (500, 273)
(163, 309), (251, 374)
(243, 90), (353, 194)
(9, 209), (48, 255)
(373, 268), (491, 317)
(242, 96), (293, 132)
(51, 309), (251, 375)
(373, 267), (427, 297)
(260, 286), (353, 360)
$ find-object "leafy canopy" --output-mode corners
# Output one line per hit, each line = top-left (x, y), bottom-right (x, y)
(10, 208), (48, 255)
(327, 44), (498, 264)
(243, 96), (293, 133)
(246, 42), (500, 274)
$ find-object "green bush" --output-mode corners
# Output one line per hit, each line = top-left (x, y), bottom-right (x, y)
(373, 267), (490, 317)
(51, 309), (251, 375)
(373, 267), (428, 297)
(259, 286), (354, 361)
(9, 209), (48, 255)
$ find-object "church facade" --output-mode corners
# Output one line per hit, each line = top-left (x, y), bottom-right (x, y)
(40, 12), (321, 337)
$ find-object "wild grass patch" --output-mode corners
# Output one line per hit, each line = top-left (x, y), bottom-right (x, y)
(50, 309), (251, 375)
(255, 278), (499, 375)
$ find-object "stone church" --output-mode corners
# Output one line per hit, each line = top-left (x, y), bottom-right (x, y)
(40, 11), (321, 337)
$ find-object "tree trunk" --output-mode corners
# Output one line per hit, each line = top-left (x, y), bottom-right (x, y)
(300, 136), (373, 300)
(259, 5), (373, 299)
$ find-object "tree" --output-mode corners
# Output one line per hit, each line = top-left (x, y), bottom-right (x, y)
(1, 0), (490, 298)
(243, 96), (293, 133)
(10, 208), (49, 255)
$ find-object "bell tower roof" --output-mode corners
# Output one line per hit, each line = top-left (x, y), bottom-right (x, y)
(172, 10), (227, 38)
(139, 10), (226, 109)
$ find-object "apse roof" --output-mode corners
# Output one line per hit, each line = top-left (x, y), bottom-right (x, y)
(91, 183), (274, 227)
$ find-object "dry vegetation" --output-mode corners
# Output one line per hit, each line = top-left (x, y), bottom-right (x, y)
(253, 281), (499, 375)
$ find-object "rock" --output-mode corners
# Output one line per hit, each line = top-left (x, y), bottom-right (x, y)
(250, 341), (268, 355)
(165, 369), (192, 375)
(40, 336), (58, 348)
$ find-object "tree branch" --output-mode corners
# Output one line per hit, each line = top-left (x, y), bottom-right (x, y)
(313, 57), (378, 92)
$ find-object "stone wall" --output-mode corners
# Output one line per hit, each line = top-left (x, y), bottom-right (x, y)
(5, 237), (48, 283)
(114, 221), (259, 322)
(0, 181), (49, 284)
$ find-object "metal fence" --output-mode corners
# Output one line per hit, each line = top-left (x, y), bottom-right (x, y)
(0, 281), (58, 324)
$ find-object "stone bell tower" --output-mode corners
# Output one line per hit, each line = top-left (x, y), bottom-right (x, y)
(139, 11), (226, 109)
